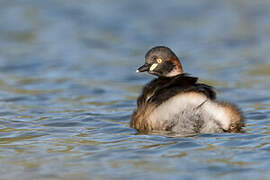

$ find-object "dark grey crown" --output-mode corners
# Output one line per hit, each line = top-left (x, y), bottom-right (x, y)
(145, 46), (178, 63)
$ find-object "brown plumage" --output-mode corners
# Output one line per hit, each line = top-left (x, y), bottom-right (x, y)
(131, 46), (244, 135)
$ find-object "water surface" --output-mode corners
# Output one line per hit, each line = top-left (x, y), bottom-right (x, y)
(0, 0), (270, 179)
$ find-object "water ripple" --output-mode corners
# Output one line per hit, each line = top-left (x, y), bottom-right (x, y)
(0, 0), (270, 179)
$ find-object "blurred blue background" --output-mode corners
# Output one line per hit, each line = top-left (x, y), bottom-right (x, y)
(0, 0), (270, 179)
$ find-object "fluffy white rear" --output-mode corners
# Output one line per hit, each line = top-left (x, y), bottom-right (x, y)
(149, 92), (232, 132)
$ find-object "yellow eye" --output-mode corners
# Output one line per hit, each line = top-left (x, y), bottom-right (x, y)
(157, 58), (162, 64)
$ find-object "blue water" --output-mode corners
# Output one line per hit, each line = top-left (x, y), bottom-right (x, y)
(0, 0), (270, 179)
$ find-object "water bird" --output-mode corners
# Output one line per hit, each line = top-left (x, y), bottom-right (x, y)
(131, 46), (243, 135)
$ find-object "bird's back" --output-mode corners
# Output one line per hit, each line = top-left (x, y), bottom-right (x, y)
(131, 74), (219, 133)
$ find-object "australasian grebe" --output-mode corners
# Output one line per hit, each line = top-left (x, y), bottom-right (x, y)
(131, 46), (243, 134)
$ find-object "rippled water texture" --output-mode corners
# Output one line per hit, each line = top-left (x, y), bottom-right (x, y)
(0, 0), (270, 179)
